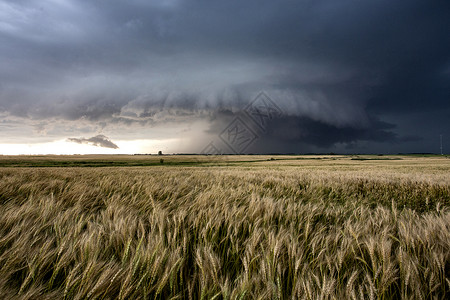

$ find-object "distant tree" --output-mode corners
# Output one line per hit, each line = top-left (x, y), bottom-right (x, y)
(160, 159), (164, 164)
(158, 151), (162, 155)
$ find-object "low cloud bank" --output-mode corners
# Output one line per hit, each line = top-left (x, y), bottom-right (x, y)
(67, 135), (119, 149)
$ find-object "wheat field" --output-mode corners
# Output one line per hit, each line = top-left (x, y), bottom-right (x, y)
(0, 155), (449, 299)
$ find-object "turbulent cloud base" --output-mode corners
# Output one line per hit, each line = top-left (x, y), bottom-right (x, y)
(0, 0), (449, 154)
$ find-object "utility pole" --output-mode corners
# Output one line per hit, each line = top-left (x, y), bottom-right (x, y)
(440, 134), (443, 155)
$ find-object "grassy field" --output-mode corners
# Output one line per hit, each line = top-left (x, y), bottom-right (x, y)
(0, 155), (449, 299)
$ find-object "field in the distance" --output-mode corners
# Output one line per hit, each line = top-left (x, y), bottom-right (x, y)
(0, 155), (449, 299)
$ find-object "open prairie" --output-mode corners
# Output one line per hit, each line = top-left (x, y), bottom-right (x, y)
(0, 155), (449, 299)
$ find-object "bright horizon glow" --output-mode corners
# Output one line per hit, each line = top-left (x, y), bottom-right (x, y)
(0, 138), (184, 155)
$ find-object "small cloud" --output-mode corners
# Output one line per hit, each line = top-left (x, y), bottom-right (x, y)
(67, 134), (119, 149)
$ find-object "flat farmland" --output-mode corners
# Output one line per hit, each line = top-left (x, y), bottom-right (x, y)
(0, 155), (449, 299)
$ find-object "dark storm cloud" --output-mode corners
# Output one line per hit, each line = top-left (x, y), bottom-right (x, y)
(67, 135), (119, 149)
(0, 0), (449, 152)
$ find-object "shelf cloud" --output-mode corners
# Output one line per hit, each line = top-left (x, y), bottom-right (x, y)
(0, 0), (449, 153)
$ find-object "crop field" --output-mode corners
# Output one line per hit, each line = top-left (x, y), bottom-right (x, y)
(0, 155), (449, 299)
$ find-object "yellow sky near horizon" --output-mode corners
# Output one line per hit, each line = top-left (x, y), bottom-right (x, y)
(0, 138), (184, 155)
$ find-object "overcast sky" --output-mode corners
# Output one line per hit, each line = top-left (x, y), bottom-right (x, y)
(0, 0), (449, 154)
